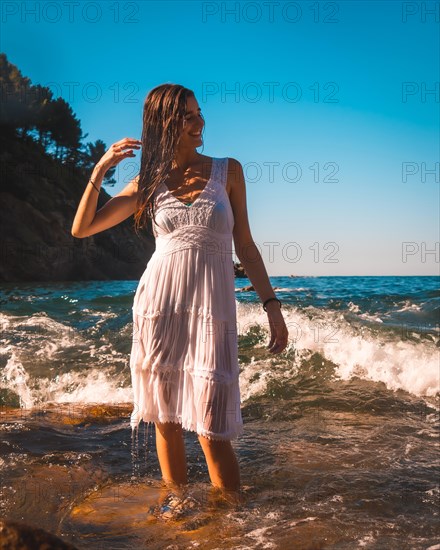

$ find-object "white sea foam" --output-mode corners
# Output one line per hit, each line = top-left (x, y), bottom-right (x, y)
(239, 357), (284, 402)
(1, 305), (438, 408)
(1, 350), (132, 407)
(1, 350), (34, 408)
(0, 313), (132, 407)
(236, 302), (440, 399)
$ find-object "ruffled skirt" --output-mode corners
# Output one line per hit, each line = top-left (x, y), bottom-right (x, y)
(129, 247), (243, 441)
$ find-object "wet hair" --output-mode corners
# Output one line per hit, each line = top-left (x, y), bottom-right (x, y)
(133, 83), (201, 236)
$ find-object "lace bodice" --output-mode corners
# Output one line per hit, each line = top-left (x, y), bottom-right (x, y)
(151, 157), (234, 257)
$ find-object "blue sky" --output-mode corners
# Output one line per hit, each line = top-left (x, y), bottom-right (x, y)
(2, 0), (439, 275)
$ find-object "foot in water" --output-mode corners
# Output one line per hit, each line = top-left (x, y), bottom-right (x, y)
(147, 483), (249, 524)
(148, 491), (201, 521)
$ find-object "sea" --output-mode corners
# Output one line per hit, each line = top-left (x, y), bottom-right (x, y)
(0, 275), (439, 549)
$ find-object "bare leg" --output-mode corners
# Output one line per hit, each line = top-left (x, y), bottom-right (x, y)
(198, 435), (241, 496)
(155, 421), (188, 487)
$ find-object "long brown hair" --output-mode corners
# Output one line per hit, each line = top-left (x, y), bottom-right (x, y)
(133, 83), (200, 236)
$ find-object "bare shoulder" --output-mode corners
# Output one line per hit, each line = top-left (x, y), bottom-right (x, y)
(198, 153), (214, 163)
(226, 157), (253, 245)
(192, 154), (214, 180)
(226, 157), (244, 198)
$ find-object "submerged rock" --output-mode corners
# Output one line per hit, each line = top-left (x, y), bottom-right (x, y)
(239, 284), (255, 291)
(0, 520), (78, 549)
(233, 262), (247, 278)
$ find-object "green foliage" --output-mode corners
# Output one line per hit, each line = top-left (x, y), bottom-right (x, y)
(0, 53), (116, 187)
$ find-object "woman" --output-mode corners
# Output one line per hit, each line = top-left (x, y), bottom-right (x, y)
(72, 84), (289, 508)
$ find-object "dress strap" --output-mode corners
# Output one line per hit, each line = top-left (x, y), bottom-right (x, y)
(219, 157), (229, 189)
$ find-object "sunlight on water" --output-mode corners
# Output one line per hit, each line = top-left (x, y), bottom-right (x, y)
(0, 277), (439, 548)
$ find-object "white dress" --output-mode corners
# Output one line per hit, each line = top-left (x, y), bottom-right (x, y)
(129, 157), (244, 441)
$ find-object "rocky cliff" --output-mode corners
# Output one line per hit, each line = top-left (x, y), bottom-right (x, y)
(0, 135), (155, 282)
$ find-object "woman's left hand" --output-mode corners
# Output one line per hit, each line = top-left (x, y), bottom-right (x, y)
(265, 304), (289, 353)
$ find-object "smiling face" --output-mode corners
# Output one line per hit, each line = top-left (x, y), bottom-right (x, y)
(179, 94), (204, 148)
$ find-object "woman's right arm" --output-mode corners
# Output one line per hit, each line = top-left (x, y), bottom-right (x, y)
(71, 137), (142, 239)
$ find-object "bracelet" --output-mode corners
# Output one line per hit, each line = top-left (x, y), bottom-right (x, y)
(263, 297), (282, 311)
(88, 179), (100, 193)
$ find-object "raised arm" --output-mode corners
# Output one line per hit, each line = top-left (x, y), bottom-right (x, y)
(71, 138), (141, 238)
